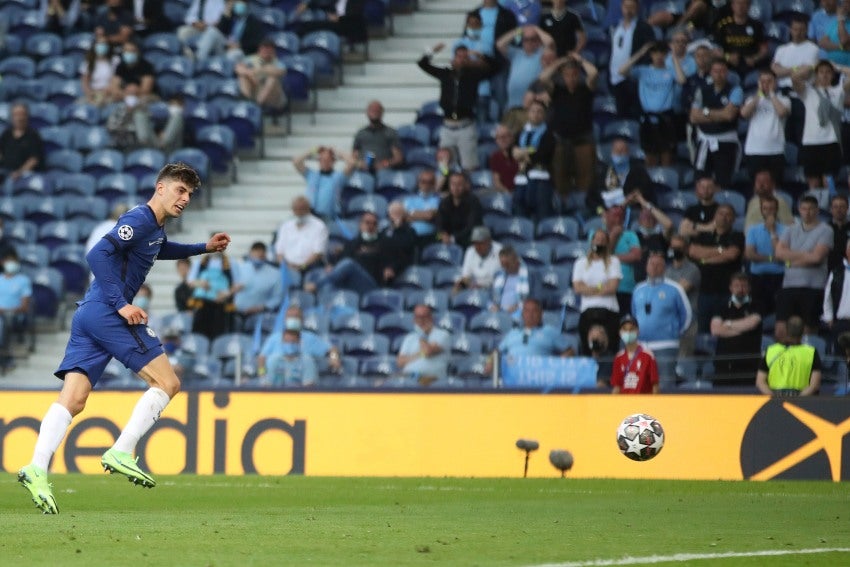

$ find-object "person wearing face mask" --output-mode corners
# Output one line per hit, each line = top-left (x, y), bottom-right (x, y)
(80, 31), (119, 106)
(610, 314), (659, 394)
(631, 252), (692, 389)
(218, 0), (266, 61)
(352, 100), (404, 172)
(665, 234), (701, 357)
(396, 304), (452, 386)
(273, 196), (328, 273)
(511, 98), (556, 223)
(588, 137), (653, 215)
(453, 11), (497, 123)
(187, 248), (236, 340)
(572, 230), (622, 356)
(257, 320), (318, 388)
(0, 250), (32, 370)
(710, 272), (763, 386)
(261, 305), (342, 374)
(111, 40), (155, 102)
(230, 242), (284, 333)
(629, 189), (673, 281)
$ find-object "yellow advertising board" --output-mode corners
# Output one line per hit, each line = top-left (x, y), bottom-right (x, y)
(1, 392), (847, 480)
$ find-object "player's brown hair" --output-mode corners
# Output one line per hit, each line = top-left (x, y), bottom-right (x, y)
(156, 162), (201, 190)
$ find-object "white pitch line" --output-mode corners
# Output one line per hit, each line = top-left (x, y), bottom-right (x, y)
(527, 547), (850, 567)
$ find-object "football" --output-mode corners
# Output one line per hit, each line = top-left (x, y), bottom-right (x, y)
(616, 413), (665, 461)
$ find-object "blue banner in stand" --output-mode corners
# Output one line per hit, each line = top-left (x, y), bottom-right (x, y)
(501, 355), (598, 391)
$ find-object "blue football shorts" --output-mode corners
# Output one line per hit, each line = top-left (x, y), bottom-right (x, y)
(55, 301), (164, 386)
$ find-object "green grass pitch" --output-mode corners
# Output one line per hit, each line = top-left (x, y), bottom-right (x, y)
(1, 475), (848, 567)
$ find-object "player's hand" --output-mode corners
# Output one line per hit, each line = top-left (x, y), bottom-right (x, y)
(119, 304), (148, 326)
(206, 232), (231, 252)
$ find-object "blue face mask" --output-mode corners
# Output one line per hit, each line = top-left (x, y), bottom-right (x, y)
(95, 43), (109, 57)
(207, 257), (223, 271)
(281, 342), (300, 356)
(122, 51), (138, 65)
(250, 258), (265, 269)
(234, 1), (247, 16)
(465, 28), (481, 40)
(611, 154), (629, 168)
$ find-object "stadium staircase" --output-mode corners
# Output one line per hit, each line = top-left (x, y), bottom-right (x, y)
(4, 0), (476, 389)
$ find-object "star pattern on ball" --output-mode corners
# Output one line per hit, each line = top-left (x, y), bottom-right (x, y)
(624, 433), (647, 457)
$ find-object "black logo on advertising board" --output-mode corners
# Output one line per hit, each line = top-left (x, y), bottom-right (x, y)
(740, 399), (850, 481)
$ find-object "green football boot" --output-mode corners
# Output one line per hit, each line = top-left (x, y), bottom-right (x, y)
(101, 448), (156, 488)
(17, 464), (59, 514)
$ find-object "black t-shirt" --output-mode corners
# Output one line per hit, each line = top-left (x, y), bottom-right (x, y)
(539, 9), (583, 56)
(684, 202), (719, 226)
(829, 220), (850, 273)
(714, 297), (763, 383)
(548, 79), (594, 139)
(115, 58), (155, 88)
(692, 229), (744, 294)
(0, 127), (44, 172)
(713, 16), (764, 57)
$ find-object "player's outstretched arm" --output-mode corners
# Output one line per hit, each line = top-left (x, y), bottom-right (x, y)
(158, 232), (231, 260)
(206, 232), (231, 252)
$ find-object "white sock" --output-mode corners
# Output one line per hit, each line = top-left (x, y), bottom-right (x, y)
(112, 388), (171, 454)
(32, 403), (73, 471)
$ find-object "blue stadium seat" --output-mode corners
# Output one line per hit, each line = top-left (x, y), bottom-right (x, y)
(210, 333), (255, 379)
(592, 94), (618, 130)
(0, 55), (35, 78)
(6, 219), (38, 245)
(358, 355), (397, 381)
(344, 194), (388, 219)
(301, 310), (329, 335)
(468, 311), (513, 339)
(17, 242), (50, 268)
(714, 189), (746, 218)
(420, 243), (463, 268)
(658, 190), (698, 214)
(342, 170), (375, 201)
(22, 195), (64, 226)
(318, 288), (360, 311)
(435, 310), (466, 334)
(193, 56), (235, 82)
(267, 31), (300, 58)
(395, 265), (433, 290)
(514, 241), (551, 267)
(542, 287), (580, 312)
(415, 100), (443, 135)
(47, 79), (84, 108)
(155, 75), (186, 99)
(536, 216), (580, 244)
(300, 30), (342, 85)
(37, 55), (78, 81)
(170, 148), (211, 182)
(552, 241), (587, 265)
(469, 169), (493, 191)
(488, 216), (534, 244)
(38, 220), (79, 251)
(360, 288), (404, 318)
(195, 125), (236, 175)
(65, 195), (109, 221)
(179, 80), (209, 104)
(374, 311), (414, 343)
(329, 311), (375, 335)
(252, 6), (287, 34)
(24, 32), (62, 60)
(10, 173), (53, 197)
(1, 29), (22, 56)
(49, 243), (89, 295)
(404, 289), (449, 312)
(602, 119), (640, 144)
(433, 266), (461, 289)
(450, 289), (490, 321)
(124, 148), (166, 182)
(538, 265), (573, 292)
(0, 196), (24, 223)
(184, 101), (221, 137)
(375, 169), (416, 202)
(647, 166), (680, 194)
(405, 146), (437, 170)
(61, 102), (101, 126)
(451, 354), (491, 386)
(83, 148), (124, 178)
(480, 192), (513, 218)
(136, 172), (157, 201)
(396, 124), (430, 153)
(26, 266), (65, 320)
(771, 0), (814, 24)
(748, 0), (772, 20)
(220, 100), (264, 154)
(155, 55), (195, 82)
(70, 125), (111, 153)
(280, 55), (316, 111)
(343, 333), (389, 359)
(62, 32), (93, 59)
(45, 149), (84, 174)
(54, 173), (97, 200)
(142, 32), (182, 59)
(162, 2), (188, 25)
(206, 78), (243, 106)
(450, 332), (483, 356)
(96, 173), (137, 204)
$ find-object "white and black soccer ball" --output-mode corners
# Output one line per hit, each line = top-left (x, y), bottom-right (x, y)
(616, 413), (665, 461)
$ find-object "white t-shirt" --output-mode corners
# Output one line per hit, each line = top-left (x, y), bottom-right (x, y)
(744, 93), (791, 155)
(609, 20), (637, 85)
(273, 215), (329, 266)
(571, 256), (622, 312)
(801, 82), (845, 146)
(772, 41), (819, 89)
(460, 241), (502, 288)
(80, 58), (117, 91)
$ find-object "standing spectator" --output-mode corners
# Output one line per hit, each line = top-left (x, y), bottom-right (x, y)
(231, 242), (284, 333)
(740, 70), (791, 183)
(454, 11), (497, 123)
(589, 137), (653, 214)
(793, 60), (850, 192)
(352, 100), (403, 173)
(598, 204), (642, 314)
(292, 146), (356, 220)
(477, 0), (518, 114)
(404, 169), (441, 249)
(174, 258), (192, 313)
(743, 169), (794, 232)
(177, 0), (227, 61)
(712, 0), (768, 78)
(292, 0), (367, 48)
(610, 314), (660, 394)
(666, 233), (701, 356)
(630, 190), (674, 276)
(681, 42), (713, 157)
(775, 195), (833, 339)
(772, 15), (821, 92)
(823, 240), (850, 355)
(187, 251), (235, 341)
(489, 124), (520, 193)
(539, 0), (586, 57)
(828, 194), (850, 272)
(80, 31), (119, 106)
(679, 174), (719, 239)
(688, 204), (745, 332)
(822, 0), (850, 66)
(711, 272), (763, 385)
(110, 40), (155, 103)
(511, 98), (556, 222)
(667, 29), (697, 141)
(0, 104), (44, 182)
(497, 24), (555, 112)
(489, 245), (537, 320)
(0, 250), (31, 369)
(689, 57), (744, 188)
(436, 172), (484, 248)
(257, 320), (318, 388)
(810, 0), (839, 53)
(756, 316), (821, 396)
(539, 54), (599, 195)
(418, 43), (492, 170)
(631, 252), (692, 389)
(618, 41), (686, 166)
(454, 226), (503, 292)
(607, 0), (656, 120)
(744, 195), (787, 318)
(274, 196), (328, 274)
(234, 39), (288, 111)
(396, 304), (452, 386)
(573, 230), (622, 355)
(217, 0), (267, 61)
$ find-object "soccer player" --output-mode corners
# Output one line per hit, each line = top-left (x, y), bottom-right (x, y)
(17, 162), (230, 514)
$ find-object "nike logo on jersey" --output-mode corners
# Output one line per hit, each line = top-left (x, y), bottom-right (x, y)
(149, 238), (164, 247)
